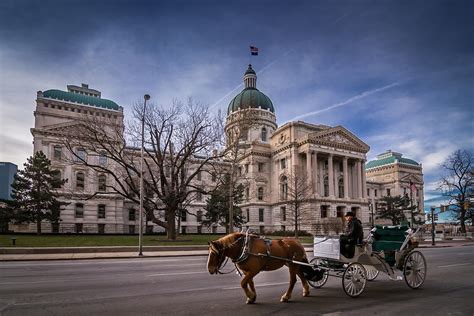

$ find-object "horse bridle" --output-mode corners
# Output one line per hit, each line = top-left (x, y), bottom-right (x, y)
(209, 236), (245, 274)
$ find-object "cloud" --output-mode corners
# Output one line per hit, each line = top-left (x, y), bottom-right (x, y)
(288, 82), (400, 122)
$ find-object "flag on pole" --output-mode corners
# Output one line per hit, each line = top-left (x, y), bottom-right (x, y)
(250, 46), (259, 56)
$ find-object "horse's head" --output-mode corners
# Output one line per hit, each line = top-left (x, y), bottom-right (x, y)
(207, 240), (226, 275)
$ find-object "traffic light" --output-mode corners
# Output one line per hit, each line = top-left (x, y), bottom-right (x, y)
(434, 214), (439, 221)
(440, 205), (446, 212)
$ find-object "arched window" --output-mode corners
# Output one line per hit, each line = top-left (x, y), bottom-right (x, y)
(324, 176), (329, 197)
(257, 187), (264, 201)
(338, 177), (344, 198)
(280, 176), (288, 200)
(76, 172), (85, 190)
(98, 174), (106, 192)
(261, 127), (267, 142)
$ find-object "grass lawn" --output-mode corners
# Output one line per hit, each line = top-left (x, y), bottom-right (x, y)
(0, 234), (313, 247)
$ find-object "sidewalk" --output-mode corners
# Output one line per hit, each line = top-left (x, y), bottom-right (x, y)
(0, 240), (472, 262)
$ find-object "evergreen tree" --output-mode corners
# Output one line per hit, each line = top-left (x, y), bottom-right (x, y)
(204, 176), (245, 232)
(376, 195), (411, 225)
(11, 151), (67, 234)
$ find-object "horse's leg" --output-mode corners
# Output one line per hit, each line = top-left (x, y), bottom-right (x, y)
(241, 271), (258, 304)
(281, 264), (297, 302)
(248, 279), (257, 303)
(296, 268), (310, 297)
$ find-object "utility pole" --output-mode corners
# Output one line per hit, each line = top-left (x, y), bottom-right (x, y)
(430, 206), (436, 246)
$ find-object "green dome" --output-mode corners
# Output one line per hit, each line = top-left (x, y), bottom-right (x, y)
(43, 89), (119, 110)
(365, 156), (419, 170)
(227, 87), (274, 114)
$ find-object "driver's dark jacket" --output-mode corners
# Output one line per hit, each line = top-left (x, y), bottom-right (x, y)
(344, 218), (364, 244)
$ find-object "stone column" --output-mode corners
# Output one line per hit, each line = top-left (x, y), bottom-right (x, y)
(334, 158), (339, 199)
(319, 158), (324, 196)
(306, 151), (312, 191)
(343, 157), (349, 199)
(328, 154), (334, 197)
(361, 159), (367, 199)
(356, 160), (362, 199)
(314, 152), (318, 196)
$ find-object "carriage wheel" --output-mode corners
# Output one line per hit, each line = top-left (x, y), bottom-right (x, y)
(342, 263), (367, 298)
(403, 250), (427, 289)
(308, 258), (329, 288)
(364, 265), (379, 281)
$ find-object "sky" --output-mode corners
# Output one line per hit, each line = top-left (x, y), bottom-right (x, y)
(0, 0), (473, 210)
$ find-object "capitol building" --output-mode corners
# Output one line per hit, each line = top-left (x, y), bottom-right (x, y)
(17, 65), (424, 234)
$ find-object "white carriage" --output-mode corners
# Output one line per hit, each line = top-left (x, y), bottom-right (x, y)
(308, 226), (427, 298)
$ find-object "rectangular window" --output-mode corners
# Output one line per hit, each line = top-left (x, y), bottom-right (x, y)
(98, 204), (106, 218)
(238, 167), (242, 176)
(76, 148), (86, 162)
(367, 188), (370, 197)
(197, 171), (201, 181)
(99, 152), (107, 166)
(246, 208), (250, 222)
(54, 146), (62, 160)
(257, 187), (264, 201)
(280, 158), (286, 169)
(245, 164), (249, 173)
(246, 187), (250, 201)
(320, 205), (328, 218)
(75, 203), (84, 218)
(128, 209), (136, 221)
(75, 223), (83, 233)
(259, 208), (264, 222)
(76, 172), (85, 190)
(404, 188), (407, 196)
(374, 189), (378, 197)
(386, 188), (391, 196)
(258, 162), (265, 172)
(98, 224), (105, 234)
(281, 206), (286, 221)
(197, 210), (203, 223)
(339, 161), (343, 172)
(181, 210), (187, 222)
(336, 206), (344, 218)
(129, 225), (135, 234)
(98, 175), (106, 192)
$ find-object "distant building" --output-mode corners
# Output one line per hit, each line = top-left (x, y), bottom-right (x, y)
(366, 150), (424, 226)
(0, 162), (17, 200)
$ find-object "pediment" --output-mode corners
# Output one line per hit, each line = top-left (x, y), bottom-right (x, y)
(399, 173), (423, 184)
(40, 121), (89, 135)
(308, 126), (370, 153)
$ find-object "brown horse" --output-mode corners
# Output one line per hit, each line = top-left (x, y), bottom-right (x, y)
(207, 232), (310, 304)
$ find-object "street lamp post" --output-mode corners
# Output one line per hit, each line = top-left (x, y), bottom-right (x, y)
(139, 94), (151, 257)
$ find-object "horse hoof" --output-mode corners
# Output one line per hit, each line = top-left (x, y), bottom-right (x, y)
(280, 296), (289, 303)
(246, 298), (255, 304)
(303, 291), (310, 297)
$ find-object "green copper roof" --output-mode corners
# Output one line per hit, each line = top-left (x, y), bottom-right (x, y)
(365, 156), (419, 169)
(244, 64), (256, 75)
(43, 89), (119, 110)
(228, 87), (274, 114)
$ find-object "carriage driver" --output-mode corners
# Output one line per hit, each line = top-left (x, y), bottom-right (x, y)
(340, 211), (364, 258)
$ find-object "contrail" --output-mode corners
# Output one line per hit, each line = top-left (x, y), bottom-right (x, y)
(289, 82), (400, 122)
(210, 49), (295, 109)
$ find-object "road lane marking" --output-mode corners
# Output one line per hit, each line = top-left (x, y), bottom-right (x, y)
(438, 263), (472, 268)
(147, 271), (207, 277)
(222, 282), (289, 290)
(0, 257), (205, 267)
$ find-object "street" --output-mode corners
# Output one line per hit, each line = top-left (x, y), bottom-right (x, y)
(1, 246), (473, 316)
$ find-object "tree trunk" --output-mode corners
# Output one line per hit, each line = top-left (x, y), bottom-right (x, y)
(294, 206), (298, 238)
(36, 212), (42, 235)
(460, 211), (466, 233)
(166, 208), (177, 240)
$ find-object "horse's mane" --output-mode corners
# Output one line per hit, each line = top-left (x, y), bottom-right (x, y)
(218, 232), (244, 248)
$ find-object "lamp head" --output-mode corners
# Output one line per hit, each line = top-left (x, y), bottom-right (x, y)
(144, 94), (151, 101)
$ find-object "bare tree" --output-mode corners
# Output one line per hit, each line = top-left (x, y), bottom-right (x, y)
(221, 108), (261, 232)
(62, 99), (222, 240)
(438, 149), (473, 233)
(282, 172), (313, 237)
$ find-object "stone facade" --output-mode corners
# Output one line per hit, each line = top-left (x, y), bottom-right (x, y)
(20, 68), (423, 235)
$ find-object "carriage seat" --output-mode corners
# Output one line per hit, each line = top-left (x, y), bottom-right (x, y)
(372, 225), (408, 266)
